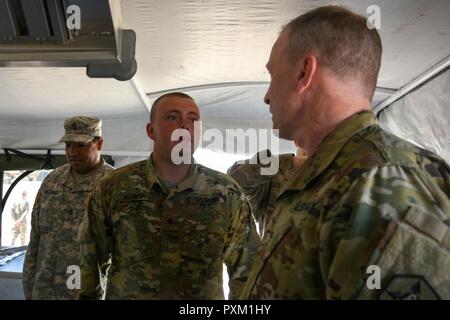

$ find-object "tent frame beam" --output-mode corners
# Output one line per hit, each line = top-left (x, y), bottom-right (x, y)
(373, 56), (450, 116)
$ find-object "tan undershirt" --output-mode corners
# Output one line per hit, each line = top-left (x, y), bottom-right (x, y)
(71, 163), (104, 184)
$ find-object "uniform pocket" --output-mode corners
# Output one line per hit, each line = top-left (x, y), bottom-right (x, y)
(39, 213), (52, 235)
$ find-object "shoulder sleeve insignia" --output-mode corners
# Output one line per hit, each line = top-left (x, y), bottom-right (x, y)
(379, 275), (440, 300)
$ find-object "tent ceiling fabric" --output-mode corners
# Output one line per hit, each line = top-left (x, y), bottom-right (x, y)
(343, 0), (450, 89)
(125, 0), (450, 92)
(0, 0), (449, 158)
(379, 69), (450, 163)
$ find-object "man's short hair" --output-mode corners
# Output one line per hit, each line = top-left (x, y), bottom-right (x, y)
(284, 5), (382, 99)
(150, 92), (195, 122)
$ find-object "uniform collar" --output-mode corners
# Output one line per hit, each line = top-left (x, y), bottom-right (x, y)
(282, 111), (378, 192)
(176, 163), (197, 193)
(145, 153), (197, 194)
(64, 158), (107, 191)
(145, 154), (159, 190)
(278, 153), (294, 176)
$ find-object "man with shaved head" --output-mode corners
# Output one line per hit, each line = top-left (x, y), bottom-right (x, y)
(78, 92), (259, 299)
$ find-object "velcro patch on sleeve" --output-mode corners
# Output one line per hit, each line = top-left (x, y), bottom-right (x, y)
(379, 275), (440, 300)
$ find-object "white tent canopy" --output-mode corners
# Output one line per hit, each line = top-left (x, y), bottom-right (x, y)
(0, 0), (449, 165)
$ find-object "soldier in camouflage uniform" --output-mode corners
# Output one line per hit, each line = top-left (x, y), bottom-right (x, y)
(227, 147), (307, 237)
(241, 6), (450, 300)
(11, 191), (30, 246)
(78, 92), (259, 299)
(23, 116), (114, 299)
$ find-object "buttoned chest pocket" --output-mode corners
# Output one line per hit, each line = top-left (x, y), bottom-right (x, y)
(39, 189), (65, 235)
(113, 199), (160, 267)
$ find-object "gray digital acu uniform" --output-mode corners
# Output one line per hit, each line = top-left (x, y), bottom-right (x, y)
(22, 116), (113, 299)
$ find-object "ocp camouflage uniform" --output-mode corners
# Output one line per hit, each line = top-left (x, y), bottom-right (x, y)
(78, 155), (260, 299)
(241, 111), (450, 300)
(228, 151), (294, 237)
(23, 160), (113, 299)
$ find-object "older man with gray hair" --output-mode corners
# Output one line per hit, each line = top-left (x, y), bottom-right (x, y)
(241, 5), (450, 300)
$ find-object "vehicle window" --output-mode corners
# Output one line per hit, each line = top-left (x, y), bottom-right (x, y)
(1, 170), (52, 247)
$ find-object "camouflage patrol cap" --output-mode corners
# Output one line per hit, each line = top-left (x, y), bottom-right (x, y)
(59, 116), (102, 143)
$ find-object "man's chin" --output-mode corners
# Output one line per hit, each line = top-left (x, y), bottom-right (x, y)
(169, 154), (194, 165)
(272, 125), (292, 141)
(70, 162), (80, 168)
(271, 122), (282, 137)
(168, 144), (195, 165)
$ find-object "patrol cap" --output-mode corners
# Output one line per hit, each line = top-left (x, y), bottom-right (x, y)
(59, 116), (102, 143)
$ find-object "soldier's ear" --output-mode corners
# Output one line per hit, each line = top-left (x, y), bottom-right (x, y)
(96, 138), (104, 151)
(146, 122), (156, 141)
(295, 54), (317, 95)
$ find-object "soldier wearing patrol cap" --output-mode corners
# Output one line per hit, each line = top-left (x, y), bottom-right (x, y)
(78, 92), (260, 299)
(241, 6), (450, 300)
(23, 116), (114, 299)
(60, 116), (102, 141)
